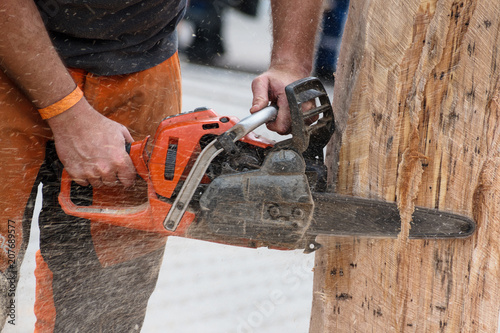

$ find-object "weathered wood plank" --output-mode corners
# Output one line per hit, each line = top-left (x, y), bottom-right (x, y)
(312, 0), (500, 331)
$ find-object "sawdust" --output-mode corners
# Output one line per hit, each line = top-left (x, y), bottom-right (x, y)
(396, 127), (428, 241)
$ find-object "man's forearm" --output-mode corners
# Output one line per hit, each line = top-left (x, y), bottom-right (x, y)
(269, 0), (324, 75)
(0, 0), (137, 188)
(0, 0), (76, 108)
(249, 0), (323, 134)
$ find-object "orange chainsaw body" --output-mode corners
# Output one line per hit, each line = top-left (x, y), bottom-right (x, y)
(58, 108), (273, 237)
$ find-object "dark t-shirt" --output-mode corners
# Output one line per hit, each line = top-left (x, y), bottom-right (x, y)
(37, 0), (186, 75)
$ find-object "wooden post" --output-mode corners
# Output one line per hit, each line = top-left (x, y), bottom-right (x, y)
(311, 0), (500, 331)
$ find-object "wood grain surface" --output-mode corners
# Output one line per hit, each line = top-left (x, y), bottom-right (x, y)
(312, 0), (500, 331)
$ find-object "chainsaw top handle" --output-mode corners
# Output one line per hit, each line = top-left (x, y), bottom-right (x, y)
(278, 77), (334, 160)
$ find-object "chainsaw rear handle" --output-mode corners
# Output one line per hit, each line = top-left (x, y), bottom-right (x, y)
(58, 170), (150, 216)
(57, 138), (163, 231)
(59, 168), (197, 234)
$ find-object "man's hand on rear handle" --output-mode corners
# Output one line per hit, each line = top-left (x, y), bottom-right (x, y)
(47, 98), (136, 188)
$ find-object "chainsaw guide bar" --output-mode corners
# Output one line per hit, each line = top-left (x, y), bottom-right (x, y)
(310, 193), (475, 239)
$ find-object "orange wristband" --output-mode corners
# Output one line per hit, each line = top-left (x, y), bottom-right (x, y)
(38, 86), (84, 120)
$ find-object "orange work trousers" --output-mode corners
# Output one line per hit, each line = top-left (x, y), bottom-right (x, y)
(0, 53), (182, 332)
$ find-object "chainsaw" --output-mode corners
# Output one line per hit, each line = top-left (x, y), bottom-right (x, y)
(58, 77), (475, 253)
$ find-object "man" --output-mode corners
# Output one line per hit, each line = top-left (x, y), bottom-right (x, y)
(0, 0), (323, 331)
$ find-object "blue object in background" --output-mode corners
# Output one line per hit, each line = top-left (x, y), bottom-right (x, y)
(315, 0), (349, 81)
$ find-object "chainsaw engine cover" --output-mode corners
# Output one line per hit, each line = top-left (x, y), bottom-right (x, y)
(197, 149), (314, 249)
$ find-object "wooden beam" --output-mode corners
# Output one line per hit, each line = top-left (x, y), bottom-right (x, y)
(311, 0), (500, 331)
